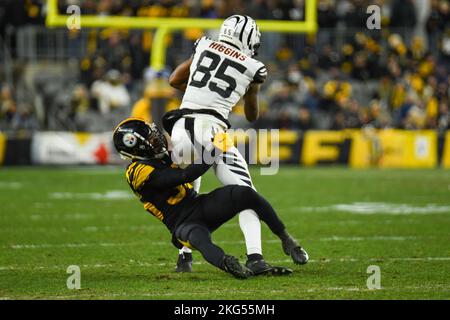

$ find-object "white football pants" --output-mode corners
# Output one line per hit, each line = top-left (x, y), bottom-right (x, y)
(171, 115), (262, 255)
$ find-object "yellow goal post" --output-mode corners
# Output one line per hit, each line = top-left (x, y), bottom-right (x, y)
(46, 0), (317, 71)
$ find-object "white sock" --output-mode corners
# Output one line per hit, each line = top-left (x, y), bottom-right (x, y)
(192, 177), (202, 193)
(238, 209), (262, 255)
(179, 246), (192, 254)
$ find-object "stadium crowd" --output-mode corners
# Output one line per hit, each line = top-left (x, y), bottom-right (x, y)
(0, 0), (449, 133)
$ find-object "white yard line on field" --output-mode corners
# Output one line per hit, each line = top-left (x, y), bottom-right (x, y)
(0, 182), (22, 189)
(0, 218), (429, 233)
(0, 223), (241, 233)
(319, 236), (422, 241)
(0, 257), (449, 271)
(2, 235), (441, 250)
(290, 202), (450, 215)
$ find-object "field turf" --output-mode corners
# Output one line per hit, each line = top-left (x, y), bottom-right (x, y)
(0, 166), (449, 299)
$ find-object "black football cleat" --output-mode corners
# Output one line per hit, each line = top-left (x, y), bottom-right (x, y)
(176, 252), (193, 272)
(289, 247), (309, 265)
(245, 258), (293, 276)
(281, 235), (309, 265)
(222, 255), (253, 279)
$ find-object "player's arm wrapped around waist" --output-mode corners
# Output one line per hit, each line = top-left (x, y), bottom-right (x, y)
(146, 132), (233, 189)
(177, 131), (233, 183)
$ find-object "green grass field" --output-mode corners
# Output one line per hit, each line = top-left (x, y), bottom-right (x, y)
(0, 166), (449, 299)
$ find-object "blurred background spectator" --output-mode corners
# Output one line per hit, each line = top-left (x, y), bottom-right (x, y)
(91, 69), (130, 115)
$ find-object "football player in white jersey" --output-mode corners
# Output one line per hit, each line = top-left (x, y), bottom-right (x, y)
(165, 15), (309, 275)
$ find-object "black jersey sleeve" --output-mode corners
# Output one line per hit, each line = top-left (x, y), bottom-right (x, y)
(126, 161), (210, 191)
(253, 65), (267, 84)
(145, 162), (212, 189)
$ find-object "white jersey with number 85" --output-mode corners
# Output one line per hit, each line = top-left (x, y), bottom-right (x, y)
(180, 37), (267, 120)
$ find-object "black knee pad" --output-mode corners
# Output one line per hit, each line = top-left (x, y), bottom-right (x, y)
(175, 223), (210, 248)
(189, 227), (212, 248)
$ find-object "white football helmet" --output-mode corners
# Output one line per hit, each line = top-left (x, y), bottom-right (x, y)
(218, 15), (261, 57)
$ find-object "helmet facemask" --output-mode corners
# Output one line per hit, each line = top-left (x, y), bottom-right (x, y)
(113, 119), (168, 161)
(146, 123), (168, 159)
(248, 29), (261, 57)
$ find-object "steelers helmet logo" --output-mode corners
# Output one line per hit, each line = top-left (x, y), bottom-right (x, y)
(123, 133), (137, 147)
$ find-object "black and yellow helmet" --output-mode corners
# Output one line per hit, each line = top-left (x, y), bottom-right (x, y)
(112, 118), (167, 160)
